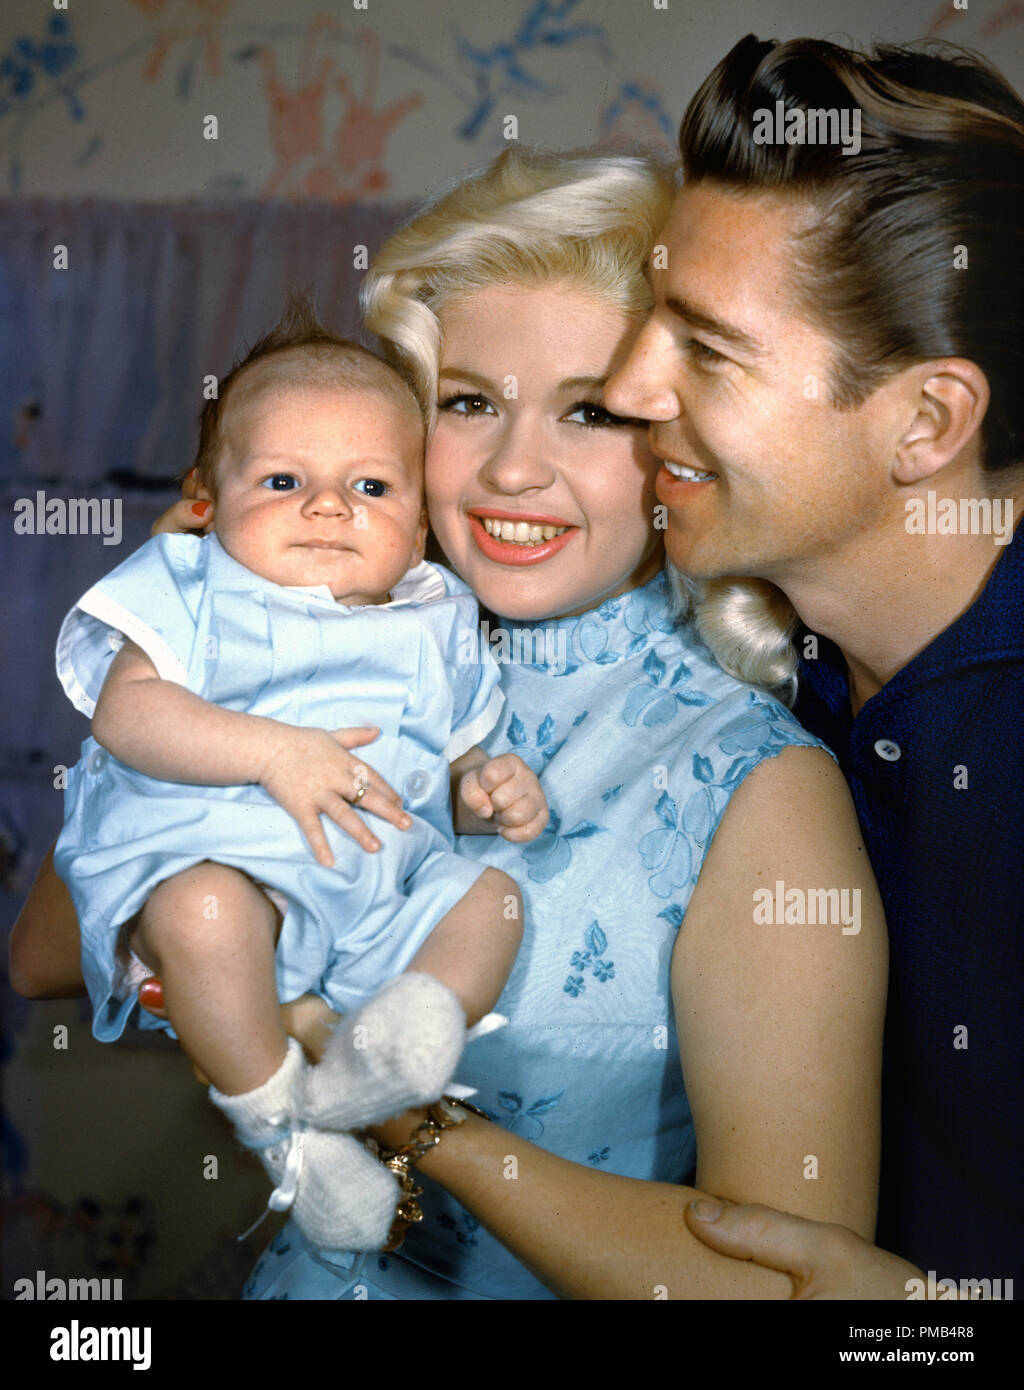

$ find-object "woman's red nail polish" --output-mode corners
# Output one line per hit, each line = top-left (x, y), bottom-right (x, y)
(138, 978), (164, 1010)
(191, 501), (210, 518)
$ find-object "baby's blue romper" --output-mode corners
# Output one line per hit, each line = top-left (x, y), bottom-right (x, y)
(244, 567), (830, 1299)
(54, 532), (504, 1042)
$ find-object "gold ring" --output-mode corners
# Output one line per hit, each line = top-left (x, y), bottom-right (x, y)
(353, 784), (367, 803)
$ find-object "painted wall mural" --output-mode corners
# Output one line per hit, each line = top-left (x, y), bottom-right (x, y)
(0, 0), (694, 200)
(3, 0), (1020, 200)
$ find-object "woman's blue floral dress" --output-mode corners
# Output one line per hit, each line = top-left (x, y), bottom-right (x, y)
(245, 568), (826, 1299)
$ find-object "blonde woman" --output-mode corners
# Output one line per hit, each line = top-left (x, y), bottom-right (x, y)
(13, 149), (887, 1300)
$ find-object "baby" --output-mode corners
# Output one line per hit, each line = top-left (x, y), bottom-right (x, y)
(54, 311), (546, 1251)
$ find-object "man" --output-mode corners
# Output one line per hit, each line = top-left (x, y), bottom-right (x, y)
(606, 33), (1024, 1299)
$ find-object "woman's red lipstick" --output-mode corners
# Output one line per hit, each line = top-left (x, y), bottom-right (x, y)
(467, 511), (577, 567)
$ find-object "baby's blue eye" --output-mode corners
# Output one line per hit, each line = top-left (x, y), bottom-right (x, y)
(353, 479), (388, 497)
(260, 473), (299, 491)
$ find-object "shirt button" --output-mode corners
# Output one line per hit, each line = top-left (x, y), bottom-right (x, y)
(403, 770), (430, 800)
(873, 739), (901, 762)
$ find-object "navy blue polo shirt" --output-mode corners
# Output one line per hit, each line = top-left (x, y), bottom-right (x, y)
(793, 522), (1023, 1286)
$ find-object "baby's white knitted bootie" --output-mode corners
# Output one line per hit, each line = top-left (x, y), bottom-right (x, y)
(210, 1039), (399, 1250)
(302, 972), (466, 1131)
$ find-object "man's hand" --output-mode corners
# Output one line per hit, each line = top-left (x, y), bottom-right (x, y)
(458, 752), (549, 842)
(684, 1199), (925, 1300)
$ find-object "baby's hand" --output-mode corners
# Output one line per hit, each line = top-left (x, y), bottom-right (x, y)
(257, 724), (411, 864)
(459, 753), (549, 843)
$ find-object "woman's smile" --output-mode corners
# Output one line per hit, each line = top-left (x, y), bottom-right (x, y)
(467, 509), (577, 566)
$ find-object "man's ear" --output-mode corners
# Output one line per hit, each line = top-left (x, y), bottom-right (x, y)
(892, 359), (990, 485)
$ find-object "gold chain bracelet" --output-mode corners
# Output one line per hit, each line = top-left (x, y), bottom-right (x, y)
(374, 1096), (490, 1251)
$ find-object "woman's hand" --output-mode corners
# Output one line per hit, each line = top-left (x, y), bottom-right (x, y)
(456, 752), (549, 842)
(279, 993), (340, 1065)
(151, 469), (214, 537)
(257, 724), (412, 861)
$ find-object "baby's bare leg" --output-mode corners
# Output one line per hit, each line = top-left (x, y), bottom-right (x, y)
(131, 862), (286, 1095)
(134, 864), (403, 1250)
(303, 869), (523, 1133)
(407, 867), (523, 1025)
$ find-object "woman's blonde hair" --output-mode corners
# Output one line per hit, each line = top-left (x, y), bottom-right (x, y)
(362, 145), (800, 700)
(361, 146), (676, 416)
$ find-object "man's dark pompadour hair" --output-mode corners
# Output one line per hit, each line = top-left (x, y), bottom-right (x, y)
(680, 35), (1024, 471)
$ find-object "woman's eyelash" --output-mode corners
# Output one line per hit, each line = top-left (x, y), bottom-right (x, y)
(437, 392), (494, 415)
(437, 393), (638, 428)
(565, 400), (641, 428)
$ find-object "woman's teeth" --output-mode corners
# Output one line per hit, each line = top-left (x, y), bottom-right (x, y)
(664, 461), (717, 482)
(481, 517), (569, 545)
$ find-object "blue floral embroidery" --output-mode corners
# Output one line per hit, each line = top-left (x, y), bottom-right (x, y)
(588, 1146), (611, 1166)
(505, 711), (567, 774)
(639, 786), (717, 899)
(625, 581), (675, 633)
(623, 650), (715, 728)
(436, 1211), (480, 1247)
(573, 610), (624, 665)
(564, 921), (615, 994)
(639, 715), (793, 897)
(496, 1090), (564, 1139)
(717, 697), (797, 780)
(523, 807), (604, 883)
(657, 904), (686, 930)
